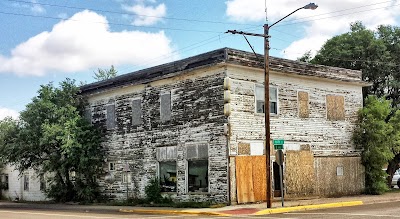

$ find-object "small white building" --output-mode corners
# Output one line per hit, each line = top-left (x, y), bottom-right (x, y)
(1, 165), (47, 201)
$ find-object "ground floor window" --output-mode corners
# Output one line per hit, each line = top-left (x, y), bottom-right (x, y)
(24, 174), (29, 191)
(1, 174), (8, 190)
(188, 160), (208, 193)
(40, 175), (46, 191)
(159, 161), (177, 192)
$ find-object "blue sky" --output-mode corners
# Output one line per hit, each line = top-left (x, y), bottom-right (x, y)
(0, 0), (399, 119)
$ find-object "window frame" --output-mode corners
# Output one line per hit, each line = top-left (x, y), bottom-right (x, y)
(186, 159), (209, 194)
(23, 174), (29, 191)
(132, 97), (143, 126)
(122, 172), (131, 183)
(40, 175), (46, 191)
(1, 174), (9, 190)
(326, 94), (345, 121)
(160, 91), (172, 122)
(255, 84), (279, 115)
(106, 101), (116, 130)
(297, 90), (310, 118)
(158, 161), (177, 193)
(108, 162), (116, 171)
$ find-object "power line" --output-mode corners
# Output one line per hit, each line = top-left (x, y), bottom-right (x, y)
(0, 10), (222, 33)
(274, 47), (400, 67)
(275, 3), (400, 28)
(275, 1), (393, 25)
(118, 25), (262, 72)
(4, 0), (259, 27)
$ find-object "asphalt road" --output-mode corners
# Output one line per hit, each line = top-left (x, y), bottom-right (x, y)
(0, 201), (400, 219)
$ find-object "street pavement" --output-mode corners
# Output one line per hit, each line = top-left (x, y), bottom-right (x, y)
(1, 191), (400, 218)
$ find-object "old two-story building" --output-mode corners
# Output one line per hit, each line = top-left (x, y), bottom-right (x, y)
(80, 48), (368, 204)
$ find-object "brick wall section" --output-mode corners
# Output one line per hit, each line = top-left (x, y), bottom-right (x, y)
(87, 67), (229, 203)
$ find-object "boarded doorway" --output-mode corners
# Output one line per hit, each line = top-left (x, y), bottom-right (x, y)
(235, 156), (267, 203)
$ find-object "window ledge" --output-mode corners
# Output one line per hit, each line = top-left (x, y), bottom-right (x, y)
(187, 192), (210, 195)
(255, 112), (279, 117)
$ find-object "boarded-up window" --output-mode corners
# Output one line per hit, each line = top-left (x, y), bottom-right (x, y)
(156, 146), (177, 161)
(132, 99), (142, 126)
(160, 92), (171, 121)
(238, 143), (250, 155)
(326, 95), (345, 120)
(298, 91), (309, 118)
(106, 104), (115, 129)
(255, 85), (278, 114)
(186, 144), (208, 159)
(84, 108), (92, 123)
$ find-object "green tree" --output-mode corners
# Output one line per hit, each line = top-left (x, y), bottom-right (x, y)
(0, 79), (105, 202)
(93, 65), (118, 81)
(297, 50), (313, 63)
(310, 22), (400, 189)
(311, 22), (400, 105)
(353, 96), (393, 194)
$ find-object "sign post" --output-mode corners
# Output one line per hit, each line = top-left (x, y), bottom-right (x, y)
(273, 139), (285, 207)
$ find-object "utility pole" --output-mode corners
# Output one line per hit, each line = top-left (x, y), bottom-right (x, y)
(226, 3), (318, 208)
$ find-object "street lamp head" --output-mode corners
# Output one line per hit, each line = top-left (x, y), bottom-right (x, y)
(303, 3), (318, 10)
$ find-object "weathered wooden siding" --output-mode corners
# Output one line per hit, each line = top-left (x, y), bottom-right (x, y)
(285, 150), (315, 197)
(226, 65), (363, 156)
(226, 65), (365, 199)
(86, 66), (229, 203)
(314, 156), (364, 197)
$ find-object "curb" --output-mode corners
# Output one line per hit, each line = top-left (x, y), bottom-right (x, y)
(119, 208), (231, 216)
(254, 201), (364, 215)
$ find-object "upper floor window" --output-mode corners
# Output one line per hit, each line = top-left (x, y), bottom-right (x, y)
(255, 85), (278, 114)
(132, 98), (143, 126)
(106, 101), (116, 130)
(298, 91), (309, 118)
(160, 92), (171, 121)
(326, 95), (345, 121)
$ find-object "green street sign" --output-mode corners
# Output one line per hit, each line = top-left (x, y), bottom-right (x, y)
(274, 144), (284, 150)
(273, 139), (285, 145)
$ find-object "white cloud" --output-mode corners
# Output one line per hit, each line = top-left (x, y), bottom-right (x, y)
(12, 0), (46, 14)
(0, 107), (19, 120)
(123, 2), (166, 26)
(0, 10), (175, 76)
(226, 0), (400, 59)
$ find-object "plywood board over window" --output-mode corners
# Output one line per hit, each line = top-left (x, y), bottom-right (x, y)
(326, 95), (345, 120)
(298, 91), (309, 118)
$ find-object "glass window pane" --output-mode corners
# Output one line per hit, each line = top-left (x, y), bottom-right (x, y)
(270, 87), (277, 101)
(255, 85), (264, 101)
(188, 160), (208, 193)
(270, 102), (277, 114)
(256, 100), (265, 113)
(159, 162), (177, 192)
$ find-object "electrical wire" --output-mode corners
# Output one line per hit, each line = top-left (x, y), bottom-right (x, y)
(0, 10), (222, 33)
(4, 0), (259, 27)
(275, 1), (393, 25)
(275, 3), (400, 28)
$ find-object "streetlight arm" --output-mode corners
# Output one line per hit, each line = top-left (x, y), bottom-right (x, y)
(269, 3), (318, 29)
(268, 7), (303, 29)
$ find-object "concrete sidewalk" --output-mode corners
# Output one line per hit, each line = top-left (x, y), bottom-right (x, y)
(119, 191), (400, 216)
